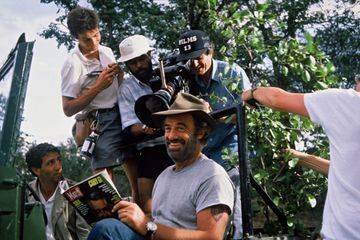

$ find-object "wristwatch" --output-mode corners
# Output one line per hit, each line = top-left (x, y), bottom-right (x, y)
(145, 220), (157, 239)
(142, 124), (148, 134)
(246, 85), (259, 109)
(250, 85), (258, 99)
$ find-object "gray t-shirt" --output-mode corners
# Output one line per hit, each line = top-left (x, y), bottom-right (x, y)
(152, 154), (234, 229)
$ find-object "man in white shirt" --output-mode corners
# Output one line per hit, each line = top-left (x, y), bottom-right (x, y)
(61, 7), (138, 204)
(242, 85), (360, 239)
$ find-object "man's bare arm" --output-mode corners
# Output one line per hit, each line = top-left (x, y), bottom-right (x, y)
(62, 65), (120, 117)
(114, 201), (230, 240)
(286, 148), (329, 176)
(242, 87), (309, 117)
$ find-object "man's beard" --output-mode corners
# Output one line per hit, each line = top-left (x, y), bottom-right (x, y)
(131, 63), (153, 84)
(166, 133), (197, 163)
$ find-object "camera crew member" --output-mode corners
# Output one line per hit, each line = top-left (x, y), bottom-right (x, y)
(176, 30), (251, 239)
(117, 35), (173, 214)
(60, 7), (137, 203)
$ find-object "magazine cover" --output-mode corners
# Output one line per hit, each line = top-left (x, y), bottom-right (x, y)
(62, 169), (121, 226)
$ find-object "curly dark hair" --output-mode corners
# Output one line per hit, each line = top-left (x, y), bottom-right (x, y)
(67, 6), (99, 38)
(25, 143), (60, 176)
(193, 114), (211, 146)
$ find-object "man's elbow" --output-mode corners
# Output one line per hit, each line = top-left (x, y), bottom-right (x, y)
(62, 98), (77, 117)
(63, 106), (75, 117)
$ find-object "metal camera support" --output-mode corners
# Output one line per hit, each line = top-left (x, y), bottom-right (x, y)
(210, 103), (289, 239)
(0, 34), (46, 240)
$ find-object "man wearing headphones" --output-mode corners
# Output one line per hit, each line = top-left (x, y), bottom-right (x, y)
(175, 30), (251, 239)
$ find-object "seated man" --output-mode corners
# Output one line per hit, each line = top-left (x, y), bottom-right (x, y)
(26, 143), (90, 240)
(88, 93), (234, 240)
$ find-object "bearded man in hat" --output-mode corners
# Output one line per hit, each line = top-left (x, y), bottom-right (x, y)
(175, 29), (251, 239)
(117, 35), (173, 213)
(88, 93), (234, 240)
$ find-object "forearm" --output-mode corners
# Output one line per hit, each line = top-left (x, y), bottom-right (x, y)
(243, 87), (309, 117)
(62, 86), (101, 116)
(153, 208), (228, 240)
(129, 123), (158, 137)
(63, 65), (120, 117)
(129, 123), (146, 136)
(252, 87), (287, 110)
(297, 152), (329, 176)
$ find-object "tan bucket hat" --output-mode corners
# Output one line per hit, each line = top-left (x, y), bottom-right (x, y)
(152, 93), (216, 130)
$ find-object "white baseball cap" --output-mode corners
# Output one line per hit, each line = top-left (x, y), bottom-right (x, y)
(118, 35), (154, 62)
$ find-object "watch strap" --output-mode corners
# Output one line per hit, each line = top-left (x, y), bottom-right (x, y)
(245, 86), (260, 109)
(145, 220), (157, 240)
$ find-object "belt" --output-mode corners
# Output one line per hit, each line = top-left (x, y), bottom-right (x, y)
(96, 105), (118, 114)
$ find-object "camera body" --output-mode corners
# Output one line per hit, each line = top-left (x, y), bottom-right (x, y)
(134, 53), (194, 128)
(151, 53), (192, 96)
(80, 131), (99, 159)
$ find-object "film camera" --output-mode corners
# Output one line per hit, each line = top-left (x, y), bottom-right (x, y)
(80, 130), (99, 159)
(134, 53), (192, 128)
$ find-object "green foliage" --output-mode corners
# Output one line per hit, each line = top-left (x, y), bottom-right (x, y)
(39, 0), (187, 58)
(14, 133), (34, 183)
(58, 140), (92, 181)
(206, 0), (339, 235)
(314, 4), (360, 84)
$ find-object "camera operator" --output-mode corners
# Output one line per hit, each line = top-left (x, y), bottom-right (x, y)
(117, 35), (173, 214)
(176, 30), (251, 239)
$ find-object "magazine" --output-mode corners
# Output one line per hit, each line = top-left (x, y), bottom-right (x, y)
(61, 169), (121, 226)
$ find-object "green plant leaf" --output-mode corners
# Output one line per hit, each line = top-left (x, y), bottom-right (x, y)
(288, 157), (299, 168)
(307, 194), (317, 208)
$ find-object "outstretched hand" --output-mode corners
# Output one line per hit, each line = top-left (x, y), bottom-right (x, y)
(284, 148), (307, 159)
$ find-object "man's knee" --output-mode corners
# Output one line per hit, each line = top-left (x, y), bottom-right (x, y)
(88, 218), (128, 240)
